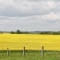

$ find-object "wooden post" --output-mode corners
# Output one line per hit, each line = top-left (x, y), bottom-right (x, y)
(41, 46), (44, 57)
(23, 47), (25, 57)
(7, 48), (9, 56)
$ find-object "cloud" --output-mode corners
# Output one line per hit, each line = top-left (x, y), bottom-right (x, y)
(0, 12), (60, 31)
(0, 0), (60, 31)
(0, 0), (60, 17)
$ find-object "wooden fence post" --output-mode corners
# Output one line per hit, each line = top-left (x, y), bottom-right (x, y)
(7, 48), (9, 56)
(23, 47), (25, 57)
(41, 46), (44, 57)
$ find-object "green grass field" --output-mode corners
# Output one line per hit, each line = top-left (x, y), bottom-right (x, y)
(0, 50), (60, 60)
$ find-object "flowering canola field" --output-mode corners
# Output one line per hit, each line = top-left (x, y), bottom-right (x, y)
(0, 34), (60, 50)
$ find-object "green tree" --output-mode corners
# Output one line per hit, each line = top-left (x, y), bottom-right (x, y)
(10, 31), (15, 34)
(16, 30), (22, 34)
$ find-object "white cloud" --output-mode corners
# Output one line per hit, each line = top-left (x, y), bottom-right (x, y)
(0, 0), (60, 31)
(43, 13), (60, 20)
(0, 0), (60, 17)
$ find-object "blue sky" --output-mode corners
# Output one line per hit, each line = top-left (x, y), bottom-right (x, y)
(0, 0), (60, 31)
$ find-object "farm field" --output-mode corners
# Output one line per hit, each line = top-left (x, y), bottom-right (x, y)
(0, 34), (60, 50)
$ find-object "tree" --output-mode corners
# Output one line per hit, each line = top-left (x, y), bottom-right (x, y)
(16, 30), (22, 34)
(10, 31), (15, 34)
(0, 31), (3, 34)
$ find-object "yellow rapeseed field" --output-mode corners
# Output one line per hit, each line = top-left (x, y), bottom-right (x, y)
(0, 34), (60, 50)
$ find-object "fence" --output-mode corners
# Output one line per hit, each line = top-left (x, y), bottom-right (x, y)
(0, 46), (60, 58)
(0, 46), (45, 57)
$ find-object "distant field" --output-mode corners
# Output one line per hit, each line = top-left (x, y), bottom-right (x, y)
(0, 34), (60, 50)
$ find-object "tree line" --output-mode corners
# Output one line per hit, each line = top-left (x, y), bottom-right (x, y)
(0, 30), (60, 35)
(0, 30), (29, 34)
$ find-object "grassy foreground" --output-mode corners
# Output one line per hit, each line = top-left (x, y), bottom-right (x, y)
(0, 50), (60, 60)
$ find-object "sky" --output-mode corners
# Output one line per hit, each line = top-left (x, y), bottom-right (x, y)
(0, 0), (60, 31)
